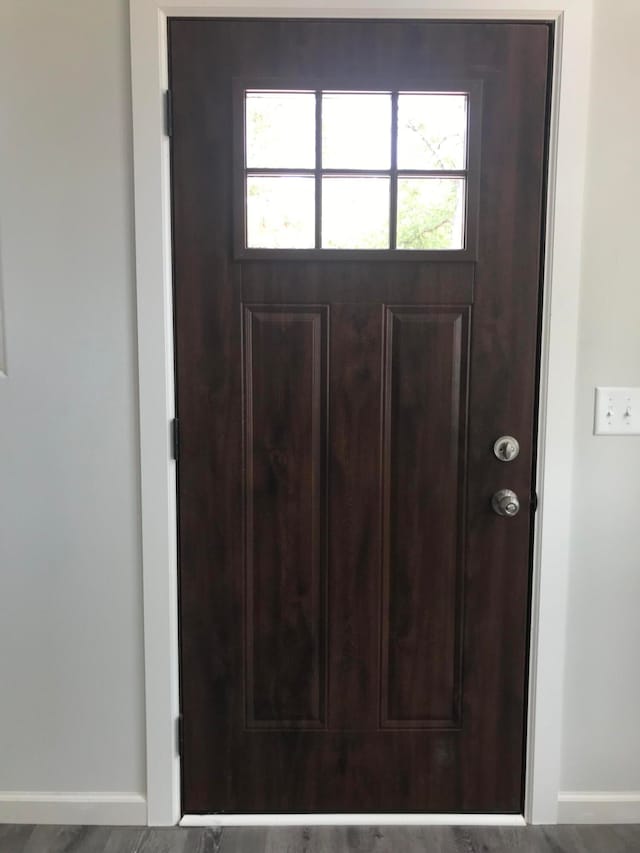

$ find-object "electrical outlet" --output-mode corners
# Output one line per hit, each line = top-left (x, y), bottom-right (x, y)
(594, 386), (640, 435)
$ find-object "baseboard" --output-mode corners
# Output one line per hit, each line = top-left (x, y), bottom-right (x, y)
(557, 792), (640, 824)
(0, 792), (147, 825)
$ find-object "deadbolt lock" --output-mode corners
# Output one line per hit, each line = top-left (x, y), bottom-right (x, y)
(493, 435), (520, 462)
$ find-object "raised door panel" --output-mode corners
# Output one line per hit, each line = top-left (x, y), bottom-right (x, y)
(381, 307), (470, 728)
(243, 305), (329, 728)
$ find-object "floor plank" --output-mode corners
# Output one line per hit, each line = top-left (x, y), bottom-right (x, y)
(218, 825), (458, 853)
(22, 825), (93, 853)
(215, 825), (640, 853)
(138, 827), (222, 853)
(0, 824), (33, 853)
(458, 826), (563, 852)
(543, 825), (640, 853)
(22, 826), (146, 853)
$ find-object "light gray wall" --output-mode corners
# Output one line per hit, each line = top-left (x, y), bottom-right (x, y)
(0, 0), (637, 810)
(0, 0), (145, 794)
(561, 0), (640, 793)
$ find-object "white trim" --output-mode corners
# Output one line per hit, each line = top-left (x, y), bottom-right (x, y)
(130, 0), (594, 826)
(557, 792), (640, 824)
(0, 792), (147, 826)
(130, 0), (180, 828)
(181, 813), (526, 827)
(523, 3), (593, 824)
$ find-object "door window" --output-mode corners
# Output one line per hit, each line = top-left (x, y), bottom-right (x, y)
(234, 81), (481, 259)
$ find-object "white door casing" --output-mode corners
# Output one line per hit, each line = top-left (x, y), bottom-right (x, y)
(129, 0), (593, 826)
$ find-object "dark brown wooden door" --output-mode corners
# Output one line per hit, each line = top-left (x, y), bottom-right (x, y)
(170, 19), (551, 815)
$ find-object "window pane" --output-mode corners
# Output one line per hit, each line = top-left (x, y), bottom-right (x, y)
(397, 94), (467, 170)
(322, 93), (392, 169)
(397, 178), (465, 250)
(246, 176), (315, 249)
(321, 177), (390, 249)
(246, 92), (316, 169)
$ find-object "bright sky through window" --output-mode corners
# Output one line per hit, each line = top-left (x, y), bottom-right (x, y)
(243, 89), (468, 251)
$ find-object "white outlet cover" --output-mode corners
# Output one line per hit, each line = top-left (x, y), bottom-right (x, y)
(594, 386), (640, 435)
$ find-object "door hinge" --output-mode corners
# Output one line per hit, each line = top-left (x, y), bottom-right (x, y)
(531, 491), (539, 513)
(164, 89), (173, 138)
(176, 714), (183, 757)
(170, 417), (179, 461)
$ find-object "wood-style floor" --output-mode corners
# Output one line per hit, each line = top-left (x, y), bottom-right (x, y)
(1, 824), (640, 853)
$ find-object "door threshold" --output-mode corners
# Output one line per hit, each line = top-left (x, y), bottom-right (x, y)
(180, 813), (526, 827)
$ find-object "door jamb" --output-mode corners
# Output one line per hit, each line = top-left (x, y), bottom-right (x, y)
(129, 0), (593, 826)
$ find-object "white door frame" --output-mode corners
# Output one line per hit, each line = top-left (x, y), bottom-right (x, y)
(129, 0), (593, 826)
